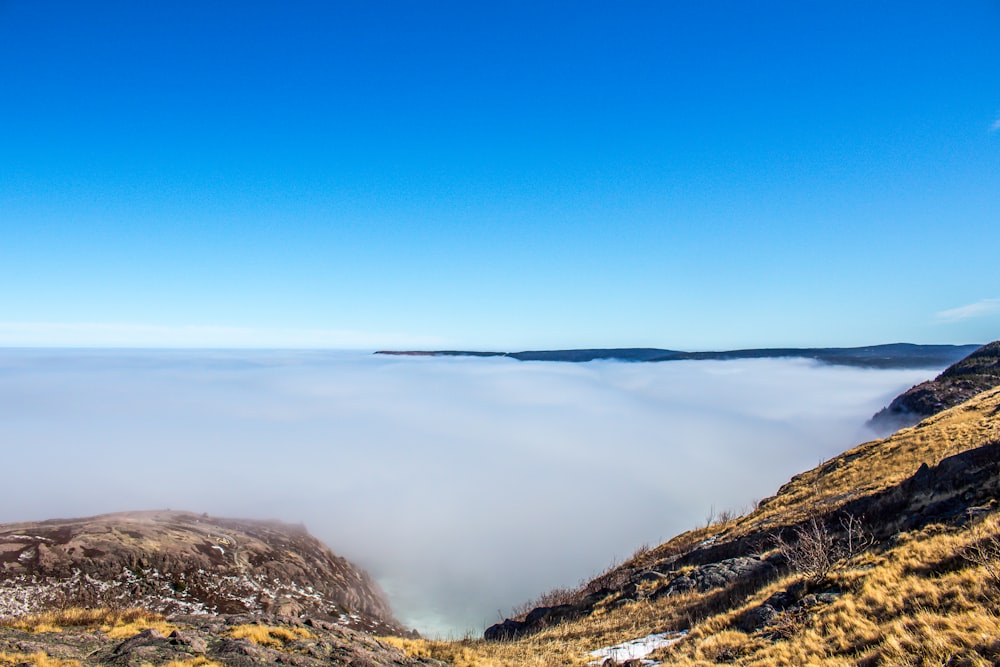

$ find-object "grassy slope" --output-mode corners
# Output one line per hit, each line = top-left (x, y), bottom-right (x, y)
(388, 386), (1000, 666)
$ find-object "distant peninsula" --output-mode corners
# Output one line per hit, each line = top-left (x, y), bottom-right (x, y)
(376, 343), (982, 369)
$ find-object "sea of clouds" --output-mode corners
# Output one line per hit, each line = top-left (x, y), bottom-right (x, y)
(0, 349), (934, 636)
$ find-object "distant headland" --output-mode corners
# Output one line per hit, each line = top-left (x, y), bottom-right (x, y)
(376, 343), (981, 369)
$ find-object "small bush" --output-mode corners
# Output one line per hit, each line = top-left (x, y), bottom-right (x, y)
(774, 514), (874, 584)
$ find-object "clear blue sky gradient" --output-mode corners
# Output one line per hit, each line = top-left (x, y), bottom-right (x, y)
(2, 1), (998, 349)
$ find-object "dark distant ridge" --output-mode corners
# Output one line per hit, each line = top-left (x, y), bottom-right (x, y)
(376, 343), (980, 369)
(869, 340), (1000, 433)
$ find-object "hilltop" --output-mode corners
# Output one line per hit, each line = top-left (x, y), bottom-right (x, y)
(0, 512), (439, 666)
(869, 340), (1000, 433)
(0, 510), (407, 636)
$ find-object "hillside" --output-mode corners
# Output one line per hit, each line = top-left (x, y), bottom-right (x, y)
(869, 340), (1000, 433)
(0, 511), (407, 636)
(391, 384), (1000, 666)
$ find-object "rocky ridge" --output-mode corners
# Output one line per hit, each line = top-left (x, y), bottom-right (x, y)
(868, 340), (1000, 433)
(0, 510), (408, 636)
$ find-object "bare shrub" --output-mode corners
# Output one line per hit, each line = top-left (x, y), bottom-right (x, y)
(962, 512), (1000, 595)
(774, 514), (874, 584)
(582, 558), (630, 596)
(630, 542), (650, 561)
(510, 586), (578, 619)
(704, 505), (740, 529)
(716, 509), (737, 524)
(510, 556), (636, 620)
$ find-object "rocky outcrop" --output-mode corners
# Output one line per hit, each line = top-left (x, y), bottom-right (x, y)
(869, 341), (1000, 434)
(0, 510), (409, 636)
(0, 613), (441, 667)
(484, 590), (614, 641)
(646, 556), (776, 599)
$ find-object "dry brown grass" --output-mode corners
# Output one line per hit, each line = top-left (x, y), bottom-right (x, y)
(618, 386), (1000, 576)
(0, 652), (82, 667)
(226, 624), (312, 648)
(0, 651), (221, 667)
(650, 514), (1000, 666)
(146, 658), (224, 667)
(748, 386), (1000, 527)
(381, 634), (592, 667)
(0, 608), (174, 638)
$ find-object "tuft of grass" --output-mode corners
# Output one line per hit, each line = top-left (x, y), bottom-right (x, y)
(0, 608), (174, 638)
(227, 624), (312, 648)
(144, 658), (224, 667)
(0, 652), (82, 667)
(381, 635), (591, 667)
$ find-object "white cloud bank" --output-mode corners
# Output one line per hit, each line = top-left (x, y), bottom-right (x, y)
(934, 298), (1000, 323)
(0, 350), (935, 637)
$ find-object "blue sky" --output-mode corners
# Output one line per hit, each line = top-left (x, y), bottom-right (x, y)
(1, 1), (998, 350)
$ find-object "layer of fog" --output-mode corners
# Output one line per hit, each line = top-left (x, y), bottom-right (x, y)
(0, 350), (934, 637)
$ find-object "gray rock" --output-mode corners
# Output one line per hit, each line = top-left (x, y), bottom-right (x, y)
(740, 604), (778, 632)
(483, 618), (527, 642)
(632, 570), (668, 584)
(651, 556), (775, 600)
(763, 590), (796, 610)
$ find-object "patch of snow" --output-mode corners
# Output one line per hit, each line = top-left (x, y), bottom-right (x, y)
(212, 545), (225, 555)
(588, 631), (687, 666)
(4, 535), (53, 542)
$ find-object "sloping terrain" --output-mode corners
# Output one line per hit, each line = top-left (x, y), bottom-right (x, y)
(392, 384), (1000, 666)
(869, 340), (1000, 433)
(0, 511), (407, 636)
